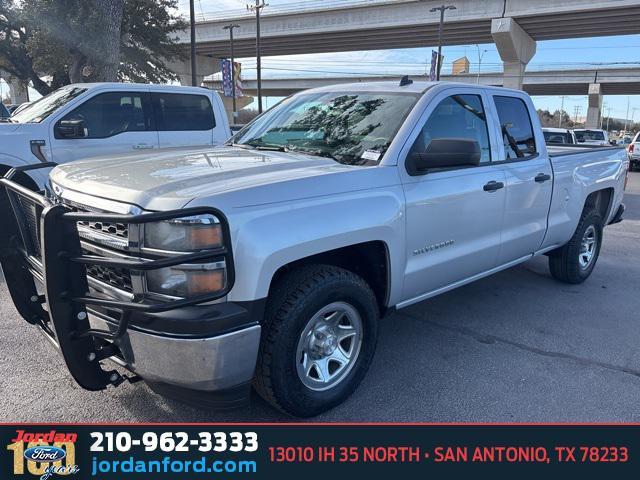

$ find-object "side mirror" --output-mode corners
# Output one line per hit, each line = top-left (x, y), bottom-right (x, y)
(610, 140), (617, 146)
(408, 138), (481, 175)
(55, 119), (86, 139)
(577, 138), (585, 143)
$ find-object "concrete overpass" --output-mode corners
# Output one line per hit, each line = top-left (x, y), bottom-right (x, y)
(206, 67), (640, 128)
(207, 67), (640, 97)
(176, 0), (640, 94)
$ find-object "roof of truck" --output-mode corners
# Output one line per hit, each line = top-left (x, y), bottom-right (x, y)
(61, 82), (213, 94)
(299, 80), (527, 96)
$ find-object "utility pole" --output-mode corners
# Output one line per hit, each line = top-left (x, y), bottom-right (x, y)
(425, 3), (456, 81)
(631, 107), (639, 132)
(558, 96), (566, 128)
(624, 96), (630, 133)
(248, 0), (267, 113)
(605, 105), (611, 132)
(189, 0), (197, 86)
(573, 105), (581, 125)
(475, 45), (488, 84)
(600, 102), (607, 129)
(223, 24), (240, 120)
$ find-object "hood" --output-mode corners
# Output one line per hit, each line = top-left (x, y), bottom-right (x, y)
(0, 121), (22, 133)
(50, 146), (386, 210)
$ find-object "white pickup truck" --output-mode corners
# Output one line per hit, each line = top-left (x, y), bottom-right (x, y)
(0, 83), (230, 190)
(0, 81), (628, 417)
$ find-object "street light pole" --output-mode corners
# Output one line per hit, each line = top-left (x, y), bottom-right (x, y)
(248, 1), (267, 113)
(475, 45), (487, 84)
(427, 3), (456, 81)
(223, 24), (240, 120)
(189, 0), (197, 86)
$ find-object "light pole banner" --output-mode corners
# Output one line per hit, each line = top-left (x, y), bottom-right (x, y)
(220, 59), (243, 98)
(429, 50), (438, 81)
(220, 59), (233, 97)
(234, 61), (243, 98)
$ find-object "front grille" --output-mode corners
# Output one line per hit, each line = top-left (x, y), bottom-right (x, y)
(84, 262), (133, 293)
(77, 220), (128, 238)
(16, 195), (43, 257)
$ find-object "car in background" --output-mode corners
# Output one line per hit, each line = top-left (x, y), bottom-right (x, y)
(628, 131), (640, 171)
(574, 128), (609, 146)
(542, 127), (577, 145)
(0, 103), (10, 120)
(0, 83), (231, 190)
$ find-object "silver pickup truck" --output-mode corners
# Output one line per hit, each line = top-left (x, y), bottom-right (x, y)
(0, 81), (628, 417)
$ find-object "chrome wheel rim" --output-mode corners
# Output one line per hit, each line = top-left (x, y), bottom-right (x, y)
(579, 225), (597, 269)
(295, 301), (363, 392)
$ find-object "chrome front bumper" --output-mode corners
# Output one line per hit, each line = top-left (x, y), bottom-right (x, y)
(89, 312), (261, 392)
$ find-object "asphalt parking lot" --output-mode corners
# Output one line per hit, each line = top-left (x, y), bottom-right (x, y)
(1, 172), (639, 423)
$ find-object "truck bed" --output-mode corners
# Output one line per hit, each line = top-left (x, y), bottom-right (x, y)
(546, 144), (623, 157)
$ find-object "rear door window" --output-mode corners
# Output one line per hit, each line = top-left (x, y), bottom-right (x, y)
(152, 93), (215, 131)
(494, 96), (537, 160)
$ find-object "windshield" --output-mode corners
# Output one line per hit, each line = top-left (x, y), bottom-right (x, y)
(575, 130), (605, 141)
(11, 86), (87, 123)
(231, 91), (419, 166)
(543, 131), (573, 144)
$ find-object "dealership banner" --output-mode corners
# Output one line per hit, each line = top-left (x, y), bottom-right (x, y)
(1, 424), (638, 479)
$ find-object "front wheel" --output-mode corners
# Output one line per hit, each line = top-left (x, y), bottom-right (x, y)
(548, 209), (603, 284)
(253, 265), (379, 417)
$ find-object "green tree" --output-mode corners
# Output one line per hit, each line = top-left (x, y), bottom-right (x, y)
(0, 0), (186, 95)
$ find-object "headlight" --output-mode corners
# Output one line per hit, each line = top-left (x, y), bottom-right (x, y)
(143, 214), (222, 252)
(146, 261), (227, 298)
(143, 213), (227, 298)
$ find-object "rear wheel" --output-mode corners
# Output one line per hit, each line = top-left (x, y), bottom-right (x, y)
(548, 209), (603, 284)
(254, 264), (379, 417)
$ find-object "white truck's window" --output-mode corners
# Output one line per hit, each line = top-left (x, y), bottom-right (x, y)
(152, 93), (215, 131)
(410, 94), (491, 163)
(232, 91), (418, 166)
(11, 86), (87, 123)
(494, 96), (537, 160)
(58, 91), (151, 138)
(575, 130), (605, 142)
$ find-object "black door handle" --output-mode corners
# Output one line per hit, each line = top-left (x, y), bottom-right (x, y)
(483, 180), (504, 192)
(534, 173), (551, 183)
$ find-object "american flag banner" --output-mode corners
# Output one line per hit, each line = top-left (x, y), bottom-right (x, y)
(220, 59), (243, 98)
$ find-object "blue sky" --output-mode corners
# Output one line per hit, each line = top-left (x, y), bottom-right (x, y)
(184, 0), (640, 121)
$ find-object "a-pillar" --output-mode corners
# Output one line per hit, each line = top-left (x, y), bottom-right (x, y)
(167, 55), (219, 87)
(585, 83), (602, 129)
(491, 18), (536, 90)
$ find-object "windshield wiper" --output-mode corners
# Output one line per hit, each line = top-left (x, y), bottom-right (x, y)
(253, 145), (289, 152)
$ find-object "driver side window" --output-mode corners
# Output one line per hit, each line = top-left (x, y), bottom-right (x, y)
(410, 94), (492, 164)
(58, 92), (151, 139)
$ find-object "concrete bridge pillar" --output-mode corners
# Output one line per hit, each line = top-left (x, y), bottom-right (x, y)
(585, 83), (602, 129)
(1, 71), (29, 103)
(168, 55), (219, 86)
(491, 18), (536, 90)
(221, 95), (254, 125)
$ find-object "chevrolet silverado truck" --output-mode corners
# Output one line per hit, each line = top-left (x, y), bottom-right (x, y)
(0, 81), (628, 417)
(0, 83), (231, 192)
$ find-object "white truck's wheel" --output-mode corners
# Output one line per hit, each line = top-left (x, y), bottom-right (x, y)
(253, 264), (379, 417)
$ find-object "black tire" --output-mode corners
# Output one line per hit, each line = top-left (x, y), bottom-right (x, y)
(548, 209), (603, 284)
(254, 264), (379, 417)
